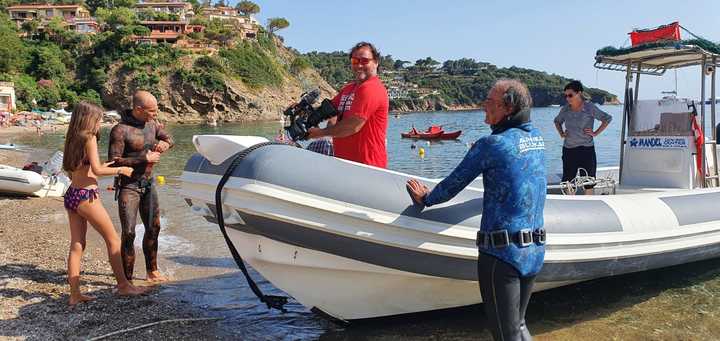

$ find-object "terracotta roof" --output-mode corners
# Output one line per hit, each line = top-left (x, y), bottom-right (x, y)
(8, 4), (84, 9)
(134, 2), (190, 6)
(140, 20), (188, 24)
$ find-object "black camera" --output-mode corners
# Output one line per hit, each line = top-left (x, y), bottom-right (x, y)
(283, 89), (338, 141)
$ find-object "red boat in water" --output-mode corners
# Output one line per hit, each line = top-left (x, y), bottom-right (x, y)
(401, 127), (443, 139)
(401, 125), (463, 139)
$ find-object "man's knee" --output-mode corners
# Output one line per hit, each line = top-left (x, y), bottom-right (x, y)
(121, 230), (136, 246)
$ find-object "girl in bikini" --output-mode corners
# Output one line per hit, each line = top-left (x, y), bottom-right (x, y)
(62, 101), (149, 305)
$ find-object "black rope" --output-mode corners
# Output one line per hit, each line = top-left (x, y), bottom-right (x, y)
(214, 141), (297, 312)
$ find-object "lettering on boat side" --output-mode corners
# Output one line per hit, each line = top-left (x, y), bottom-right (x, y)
(628, 137), (688, 149)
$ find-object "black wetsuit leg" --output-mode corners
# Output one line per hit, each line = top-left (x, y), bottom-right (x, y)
(138, 185), (161, 275)
(118, 186), (141, 280)
(478, 252), (535, 341)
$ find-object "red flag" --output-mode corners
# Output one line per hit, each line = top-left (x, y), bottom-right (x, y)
(629, 22), (681, 47)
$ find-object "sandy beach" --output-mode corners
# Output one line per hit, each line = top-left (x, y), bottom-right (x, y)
(0, 147), (230, 340)
(0, 124), (68, 140)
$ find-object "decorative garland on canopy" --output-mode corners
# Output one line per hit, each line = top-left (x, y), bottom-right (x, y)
(596, 38), (720, 57)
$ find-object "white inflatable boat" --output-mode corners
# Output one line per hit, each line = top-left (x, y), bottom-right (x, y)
(0, 152), (70, 197)
(179, 134), (720, 321)
(0, 165), (44, 195)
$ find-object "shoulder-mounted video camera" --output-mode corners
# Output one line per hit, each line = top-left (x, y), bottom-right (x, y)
(283, 89), (338, 141)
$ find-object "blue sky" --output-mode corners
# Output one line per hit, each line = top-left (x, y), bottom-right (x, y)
(251, 0), (720, 101)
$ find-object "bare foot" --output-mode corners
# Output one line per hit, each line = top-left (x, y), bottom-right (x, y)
(146, 271), (169, 283)
(114, 284), (153, 297)
(69, 293), (95, 306)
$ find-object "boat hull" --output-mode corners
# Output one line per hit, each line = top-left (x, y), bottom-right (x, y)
(180, 137), (720, 320)
(439, 130), (462, 139)
(0, 166), (43, 195)
(400, 131), (443, 139)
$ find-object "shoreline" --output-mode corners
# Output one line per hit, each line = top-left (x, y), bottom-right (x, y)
(0, 148), (229, 340)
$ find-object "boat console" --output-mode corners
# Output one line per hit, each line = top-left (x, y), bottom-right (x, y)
(622, 98), (702, 189)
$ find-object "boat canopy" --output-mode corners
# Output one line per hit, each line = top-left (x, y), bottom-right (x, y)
(595, 40), (720, 75)
(594, 25), (720, 188)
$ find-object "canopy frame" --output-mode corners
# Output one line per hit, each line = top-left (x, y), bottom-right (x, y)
(595, 43), (720, 187)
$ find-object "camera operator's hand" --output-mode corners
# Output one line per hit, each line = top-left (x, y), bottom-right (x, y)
(307, 127), (324, 140)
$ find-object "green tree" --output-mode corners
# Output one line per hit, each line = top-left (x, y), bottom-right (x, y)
(96, 7), (138, 30)
(0, 15), (28, 74)
(86, 0), (136, 15)
(267, 17), (289, 34)
(44, 17), (74, 46)
(186, 0), (200, 11)
(20, 19), (39, 38)
(394, 60), (410, 70)
(12, 74), (40, 110)
(0, 0), (20, 11)
(112, 0), (138, 9)
(30, 45), (67, 81)
(235, 0), (259, 16)
(415, 57), (440, 70)
(380, 54), (395, 71)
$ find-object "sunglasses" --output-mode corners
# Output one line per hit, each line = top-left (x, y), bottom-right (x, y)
(351, 57), (374, 66)
(564, 93), (576, 98)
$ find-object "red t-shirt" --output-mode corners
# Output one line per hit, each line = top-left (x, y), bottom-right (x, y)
(331, 76), (389, 168)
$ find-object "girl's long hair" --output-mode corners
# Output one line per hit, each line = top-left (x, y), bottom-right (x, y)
(63, 101), (103, 173)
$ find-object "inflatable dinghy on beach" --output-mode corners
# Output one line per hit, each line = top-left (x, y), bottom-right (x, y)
(180, 135), (720, 321)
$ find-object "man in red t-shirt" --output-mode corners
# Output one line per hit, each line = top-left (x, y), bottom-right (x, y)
(307, 42), (389, 168)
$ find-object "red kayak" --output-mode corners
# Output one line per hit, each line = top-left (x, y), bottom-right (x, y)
(401, 127), (443, 139)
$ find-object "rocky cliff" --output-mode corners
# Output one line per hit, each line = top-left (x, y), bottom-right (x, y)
(101, 41), (336, 123)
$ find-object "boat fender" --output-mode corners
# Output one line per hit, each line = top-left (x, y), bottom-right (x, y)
(215, 141), (295, 313)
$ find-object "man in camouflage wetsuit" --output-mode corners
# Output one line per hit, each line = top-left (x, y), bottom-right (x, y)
(109, 91), (174, 282)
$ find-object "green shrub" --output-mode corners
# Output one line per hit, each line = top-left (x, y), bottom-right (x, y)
(256, 30), (276, 54)
(219, 42), (283, 88)
(175, 68), (225, 93)
(290, 56), (311, 74)
(132, 71), (161, 98)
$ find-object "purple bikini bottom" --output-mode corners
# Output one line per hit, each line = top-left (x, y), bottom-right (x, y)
(64, 187), (99, 212)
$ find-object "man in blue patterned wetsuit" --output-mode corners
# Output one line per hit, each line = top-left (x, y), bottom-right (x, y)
(407, 79), (546, 341)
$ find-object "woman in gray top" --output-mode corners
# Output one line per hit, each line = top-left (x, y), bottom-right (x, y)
(554, 81), (612, 194)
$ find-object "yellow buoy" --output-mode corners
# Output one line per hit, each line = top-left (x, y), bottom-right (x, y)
(418, 147), (425, 158)
(156, 175), (166, 185)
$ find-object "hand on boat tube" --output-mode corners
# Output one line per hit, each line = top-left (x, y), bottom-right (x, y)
(406, 179), (429, 206)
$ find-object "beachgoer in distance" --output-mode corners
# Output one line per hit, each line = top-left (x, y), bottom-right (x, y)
(108, 90), (174, 282)
(62, 101), (149, 306)
(407, 79), (547, 340)
(306, 41), (389, 168)
(554, 80), (612, 195)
